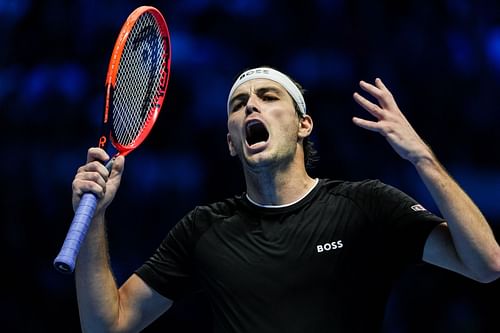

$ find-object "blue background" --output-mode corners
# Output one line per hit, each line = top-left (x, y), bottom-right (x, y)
(1, 0), (499, 332)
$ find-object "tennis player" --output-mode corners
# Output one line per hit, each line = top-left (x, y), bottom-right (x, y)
(71, 67), (500, 333)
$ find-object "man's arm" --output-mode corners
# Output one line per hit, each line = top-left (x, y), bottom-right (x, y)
(73, 148), (173, 332)
(352, 79), (500, 283)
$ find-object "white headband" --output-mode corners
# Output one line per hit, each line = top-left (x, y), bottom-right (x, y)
(227, 67), (306, 116)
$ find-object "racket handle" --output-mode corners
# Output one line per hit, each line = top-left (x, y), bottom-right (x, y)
(53, 193), (99, 274)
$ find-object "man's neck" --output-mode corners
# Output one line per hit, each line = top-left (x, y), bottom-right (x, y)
(244, 163), (317, 206)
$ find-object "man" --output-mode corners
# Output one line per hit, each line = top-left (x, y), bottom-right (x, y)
(72, 67), (500, 333)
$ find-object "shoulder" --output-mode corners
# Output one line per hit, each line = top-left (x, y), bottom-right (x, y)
(316, 178), (415, 215)
(176, 196), (243, 232)
(165, 196), (243, 246)
(192, 196), (242, 220)
(319, 178), (389, 198)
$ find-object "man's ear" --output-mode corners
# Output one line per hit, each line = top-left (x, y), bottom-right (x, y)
(298, 115), (313, 139)
(227, 133), (237, 156)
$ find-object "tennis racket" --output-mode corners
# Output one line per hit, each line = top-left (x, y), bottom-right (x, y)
(54, 6), (171, 274)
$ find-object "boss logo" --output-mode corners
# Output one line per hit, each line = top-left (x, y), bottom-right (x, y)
(238, 68), (270, 80)
(317, 240), (343, 253)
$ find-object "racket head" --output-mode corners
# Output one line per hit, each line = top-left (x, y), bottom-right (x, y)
(101, 6), (171, 156)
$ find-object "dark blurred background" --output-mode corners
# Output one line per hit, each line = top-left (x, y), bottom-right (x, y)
(1, 0), (499, 332)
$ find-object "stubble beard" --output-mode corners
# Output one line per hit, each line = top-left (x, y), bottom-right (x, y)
(240, 144), (297, 176)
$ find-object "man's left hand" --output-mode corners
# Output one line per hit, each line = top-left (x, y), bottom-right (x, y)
(352, 78), (433, 164)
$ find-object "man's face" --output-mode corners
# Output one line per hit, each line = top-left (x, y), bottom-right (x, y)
(226, 78), (304, 171)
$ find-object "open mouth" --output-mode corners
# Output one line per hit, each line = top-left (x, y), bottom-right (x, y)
(245, 120), (269, 146)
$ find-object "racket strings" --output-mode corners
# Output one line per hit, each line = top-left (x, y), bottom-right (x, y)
(112, 12), (166, 147)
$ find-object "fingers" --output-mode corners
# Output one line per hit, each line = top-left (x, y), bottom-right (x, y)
(73, 148), (112, 199)
(359, 78), (386, 96)
(358, 78), (397, 110)
(87, 147), (110, 164)
(353, 77), (402, 129)
(352, 78), (399, 134)
(108, 155), (125, 178)
(73, 163), (109, 199)
(353, 91), (384, 120)
(71, 148), (126, 213)
(112, 155), (125, 173)
(374, 77), (388, 91)
(352, 117), (381, 133)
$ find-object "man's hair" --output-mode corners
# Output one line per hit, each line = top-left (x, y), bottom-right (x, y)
(287, 74), (319, 169)
(289, 80), (319, 169)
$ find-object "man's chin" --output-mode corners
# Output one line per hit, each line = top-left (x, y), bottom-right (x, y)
(240, 152), (273, 170)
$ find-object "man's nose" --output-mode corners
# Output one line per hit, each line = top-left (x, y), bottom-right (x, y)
(245, 95), (260, 116)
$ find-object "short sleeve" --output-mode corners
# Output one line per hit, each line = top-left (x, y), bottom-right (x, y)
(135, 208), (199, 301)
(365, 180), (445, 264)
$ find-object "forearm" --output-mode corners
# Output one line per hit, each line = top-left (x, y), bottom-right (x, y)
(351, 78), (500, 281)
(75, 214), (121, 333)
(414, 152), (500, 281)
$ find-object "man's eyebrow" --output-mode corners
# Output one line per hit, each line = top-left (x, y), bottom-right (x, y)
(255, 86), (285, 96)
(229, 86), (285, 107)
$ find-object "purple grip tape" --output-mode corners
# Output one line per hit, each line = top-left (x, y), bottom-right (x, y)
(53, 193), (98, 274)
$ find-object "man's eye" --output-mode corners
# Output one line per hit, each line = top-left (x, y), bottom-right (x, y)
(262, 95), (278, 101)
(231, 102), (244, 113)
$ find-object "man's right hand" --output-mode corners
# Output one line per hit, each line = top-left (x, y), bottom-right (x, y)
(72, 147), (125, 215)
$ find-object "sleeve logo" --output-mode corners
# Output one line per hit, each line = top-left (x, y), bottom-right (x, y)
(410, 204), (427, 212)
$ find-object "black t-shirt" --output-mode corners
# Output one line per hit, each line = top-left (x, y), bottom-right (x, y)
(135, 179), (445, 333)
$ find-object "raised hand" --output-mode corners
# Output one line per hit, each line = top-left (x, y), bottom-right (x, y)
(352, 78), (433, 165)
(72, 147), (125, 215)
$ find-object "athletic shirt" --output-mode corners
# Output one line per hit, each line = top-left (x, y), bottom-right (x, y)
(135, 179), (445, 333)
